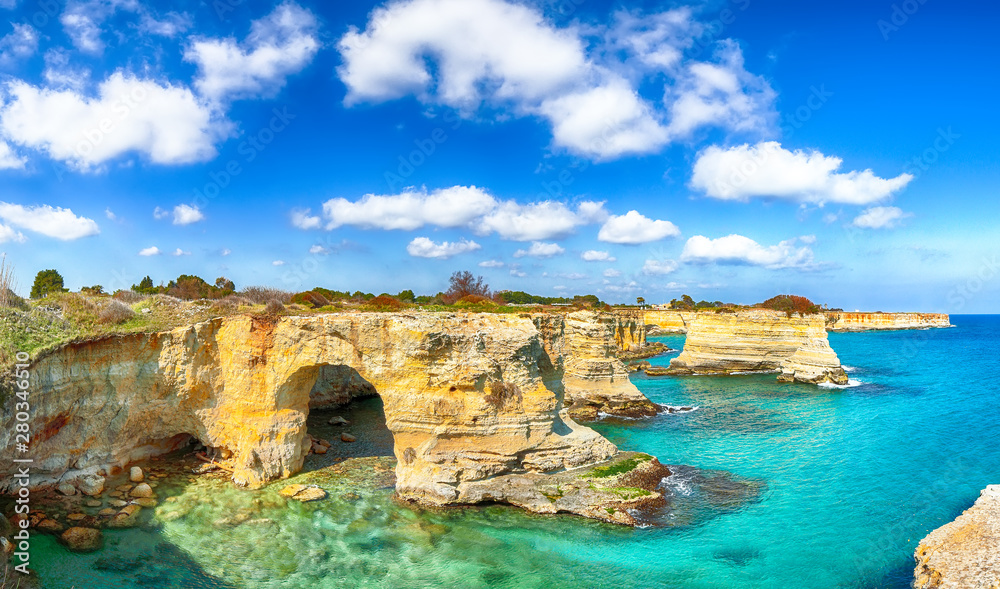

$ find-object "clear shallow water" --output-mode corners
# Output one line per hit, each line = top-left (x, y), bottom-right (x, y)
(28, 315), (1000, 588)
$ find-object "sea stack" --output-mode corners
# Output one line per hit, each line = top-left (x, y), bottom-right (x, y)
(664, 309), (849, 385)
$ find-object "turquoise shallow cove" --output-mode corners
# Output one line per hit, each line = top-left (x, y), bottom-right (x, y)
(26, 315), (1000, 588)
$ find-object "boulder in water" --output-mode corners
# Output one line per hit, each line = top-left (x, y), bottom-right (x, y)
(60, 527), (103, 552)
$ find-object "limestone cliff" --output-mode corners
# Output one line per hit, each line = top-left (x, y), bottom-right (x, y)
(556, 311), (659, 420)
(1, 311), (664, 523)
(644, 310), (695, 334)
(826, 311), (952, 331)
(664, 310), (848, 385)
(914, 485), (1000, 589)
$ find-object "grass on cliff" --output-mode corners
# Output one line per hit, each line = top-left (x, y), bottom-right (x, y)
(583, 454), (653, 479)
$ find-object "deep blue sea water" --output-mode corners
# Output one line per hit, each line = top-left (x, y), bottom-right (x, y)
(25, 315), (1000, 588)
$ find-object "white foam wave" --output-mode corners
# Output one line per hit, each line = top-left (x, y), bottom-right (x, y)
(843, 365), (857, 372)
(657, 404), (699, 414)
(818, 378), (864, 389)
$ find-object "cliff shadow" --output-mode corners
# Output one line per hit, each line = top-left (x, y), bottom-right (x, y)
(300, 364), (395, 471)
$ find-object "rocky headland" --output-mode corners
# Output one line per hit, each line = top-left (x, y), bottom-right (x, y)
(825, 311), (952, 331)
(1, 310), (667, 526)
(660, 310), (849, 385)
(644, 309), (951, 334)
(914, 485), (1000, 589)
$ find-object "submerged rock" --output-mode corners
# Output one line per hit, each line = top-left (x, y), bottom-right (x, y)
(279, 484), (327, 502)
(130, 483), (154, 498)
(328, 415), (350, 426)
(77, 473), (106, 496)
(60, 527), (103, 552)
(56, 482), (76, 496)
(340, 433), (356, 443)
(914, 485), (1000, 588)
(130, 467), (144, 482)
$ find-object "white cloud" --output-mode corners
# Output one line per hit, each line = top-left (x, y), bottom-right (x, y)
(852, 206), (912, 229)
(291, 208), (321, 229)
(138, 246), (160, 256)
(185, 2), (319, 103)
(0, 23), (38, 64)
(509, 266), (526, 277)
(666, 40), (776, 138)
(324, 186), (497, 231)
(42, 48), (89, 91)
(581, 250), (616, 262)
(172, 248), (190, 256)
(478, 260), (504, 268)
(60, 0), (186, 55)
(308, 244), (329, 254)
(642, 259), (679, 275)
(104, 208), (116, 220)
(172, 204), (204, 225)
(598, 210), (680, 244)
(406, 237), (481, 259)
(538, 79), (669, 160)
(477, 200), (605, 240)
(337, 0), (775, 161)
(0, 224), (25, 243)
(691, 142), (913, 205)
(681, 234), (815, 269)
(314, 185), (604, 241)
(272, 260), (285, 266)
(0, 141), (25, 169)
(603, 268), (621, 277)
(0, 72), (226, 170)
(153, 206), (169, 220)
(139, 11), (191, 37)
(799, 234), (817, 244)
(513, 241), (565, 258)
(221, 248), (231, 256)
(0, 202), (99, 240)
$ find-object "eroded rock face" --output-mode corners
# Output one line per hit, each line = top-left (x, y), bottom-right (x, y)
(3, 311), (657, 518)
(644, 310), (695, 334)
(665, 310), (848, 385)
(914, 485), (1000, 589)
(826, 311), (952, 331)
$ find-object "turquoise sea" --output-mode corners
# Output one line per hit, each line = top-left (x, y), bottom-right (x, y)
(24, 315), (1000, 588)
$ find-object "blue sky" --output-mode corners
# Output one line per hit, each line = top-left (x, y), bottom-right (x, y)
(0, 0), (996, 311)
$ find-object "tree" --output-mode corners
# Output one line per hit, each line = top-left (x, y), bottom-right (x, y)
(30, 269), (66, 299)
(636, 296), (645, 308)
(397, 289), (415, 302)
(215, 277), (235, 293)
(445, 271), (490, 304)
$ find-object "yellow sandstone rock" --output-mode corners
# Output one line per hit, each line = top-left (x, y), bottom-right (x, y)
(825, 311), (952, 331)
(914, 485), (1000, 589)
(666, 310), (848, 385)
(5, 311), (661, 521)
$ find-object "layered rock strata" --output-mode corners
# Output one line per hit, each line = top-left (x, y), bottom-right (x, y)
(555, 311), (659, 420)
(664, 310), (848, 385)
(644, 310), (695, 334)
(2, 311), (663, 524)
(914, 485), (1000, 589)
(826, 311), (952, 331)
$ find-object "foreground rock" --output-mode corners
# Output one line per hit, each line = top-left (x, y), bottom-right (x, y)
(663, 310), (848, 385)
(429, 451), (672, 526)
(60, 527), (103, 552)
(279, 484), (327, 502)
(914, 485), (1000, 588)
(5, 311), (663, 525)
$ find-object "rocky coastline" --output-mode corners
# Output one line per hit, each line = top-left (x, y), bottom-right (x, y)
(1, 310), (670, 533)
(914, 485), (1000, 588)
